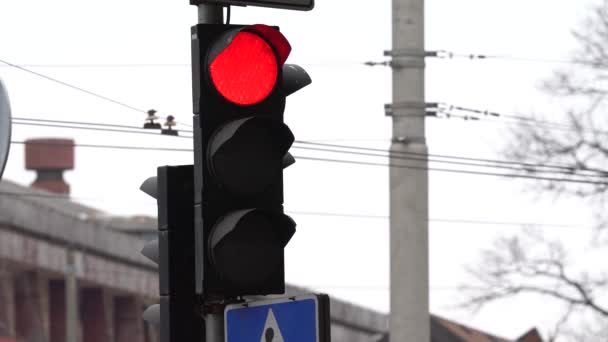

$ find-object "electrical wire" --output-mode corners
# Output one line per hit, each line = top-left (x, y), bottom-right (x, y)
(288, 211), (578, 228)
(0, 58), (146, 113)
(365, 51), (584, 68)
(11, 117), (608, 178)
(437, 103), (607, 134)
(0, 63), (191, 68)
(11, 113), (608, 175)
(365, 50), (605, 75)
(10, 140), (192, 152)
(11, 121), (193, 139)
(429, 218), (578, 228)
(290, 145), (608, 178)
(11, 125), (608, 178)
(0, 62), (370, 68)
(430, 110), (583, 134)
(430, 50), (589, 66)
(293, 140), (607, 175)
(8, 139), (608, 184)
(0, 57), (191, 128)
(13, 116), (155, 131)
(293, 155), (608, 185)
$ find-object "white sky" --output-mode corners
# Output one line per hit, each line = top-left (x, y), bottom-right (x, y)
(0, 0), (603, 339)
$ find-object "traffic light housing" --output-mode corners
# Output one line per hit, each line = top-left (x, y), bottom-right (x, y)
(140, 166), (204, 342)
(191, 24), (310, 298)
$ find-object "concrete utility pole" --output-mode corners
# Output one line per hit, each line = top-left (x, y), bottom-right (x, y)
(388, 0), (430, 341)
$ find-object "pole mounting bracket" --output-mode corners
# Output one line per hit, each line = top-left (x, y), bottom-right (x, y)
(385, 102), (438, 117)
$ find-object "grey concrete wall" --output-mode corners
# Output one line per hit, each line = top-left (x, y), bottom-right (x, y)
(0, 181), (154, 269)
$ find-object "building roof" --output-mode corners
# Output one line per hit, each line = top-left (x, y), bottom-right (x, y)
(431, 315), (510, 342)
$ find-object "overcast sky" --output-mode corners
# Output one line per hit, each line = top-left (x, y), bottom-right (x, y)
(0, 0), (602, 339)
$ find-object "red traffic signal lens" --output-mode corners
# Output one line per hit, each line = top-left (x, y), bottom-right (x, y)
(209, 31), (278, 105)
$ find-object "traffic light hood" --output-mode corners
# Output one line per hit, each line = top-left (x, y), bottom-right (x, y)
(208, 209), (296, 289)
(209, 209), (296, 248)
(0, 79), (11, 181)
(282, 64), (312, 96)
(140, 176), (158, 199)
(207, 117), (295, 197)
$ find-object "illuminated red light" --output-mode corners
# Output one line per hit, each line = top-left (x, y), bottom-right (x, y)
(210, 31), (278, 105)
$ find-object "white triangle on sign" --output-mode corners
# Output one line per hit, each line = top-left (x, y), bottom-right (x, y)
(260, 308), (285, 342)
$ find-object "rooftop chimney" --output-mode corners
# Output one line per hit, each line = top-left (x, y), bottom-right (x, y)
(25, 138), (74, 194)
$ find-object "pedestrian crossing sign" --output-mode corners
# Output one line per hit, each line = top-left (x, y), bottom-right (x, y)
(225, 294), (330, 342)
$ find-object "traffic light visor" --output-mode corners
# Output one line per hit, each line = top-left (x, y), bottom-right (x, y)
(208, 117), (294, 197)
(208, 25), (291, 105)
(209, 209), (296, 288)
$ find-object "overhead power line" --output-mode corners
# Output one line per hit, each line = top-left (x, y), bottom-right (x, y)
(10, 140), (192, 153)
(295, 155), (608, 185)
(13, 116), (155, 131)
(9, 139), (608, 185)
(0, 58), (191, 127)
(0, 63), (192, 68)
(11, 121), (608, 178)
(12, 117), (608, 179)
(290, 144), (607, 178)
(0, 61), (369, 69)
(9, 116), (556, 167)
(293, 140), (608, 176)
(432, 102), (608, 137)
(365, 50), (589, 67)
(288, 211), (578, 228)
(0, 58), (146, 113)
(429, 50), (578, 65)
(11, 121), (193, 139)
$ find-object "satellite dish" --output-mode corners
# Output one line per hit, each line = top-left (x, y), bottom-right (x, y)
(0, 78), (11, 180)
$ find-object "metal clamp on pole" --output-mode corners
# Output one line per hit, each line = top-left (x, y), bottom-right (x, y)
(383, 48), (430, 69)
(385, 101), (437, 117)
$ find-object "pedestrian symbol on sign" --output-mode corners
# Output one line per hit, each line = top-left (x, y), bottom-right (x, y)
(261, 309), (284, 342)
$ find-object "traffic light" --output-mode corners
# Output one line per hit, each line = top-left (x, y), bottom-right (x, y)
(0, 78), (11, 180)
(191, 24), (310, 298)
(140, 166), (204, 342)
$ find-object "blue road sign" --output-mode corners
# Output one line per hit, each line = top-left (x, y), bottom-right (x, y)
(225, 294), (330, 342)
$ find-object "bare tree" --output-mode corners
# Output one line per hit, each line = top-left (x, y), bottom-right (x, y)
(464, 1), (608, 340)
(463, 229), (608, 340)
(504, 0), (608, 210)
